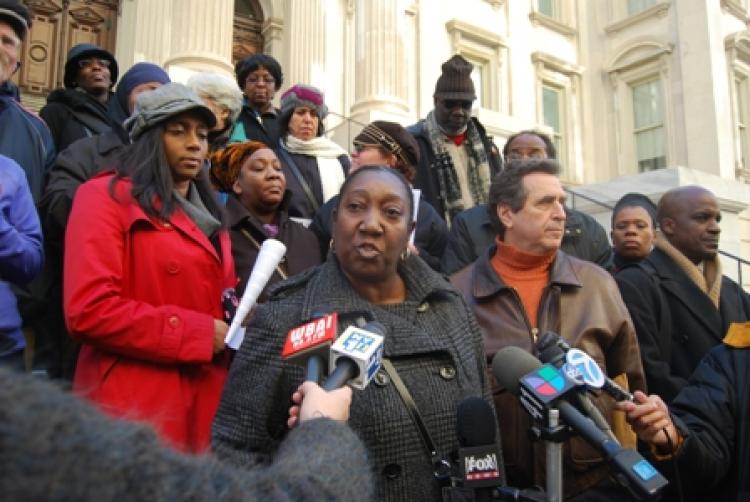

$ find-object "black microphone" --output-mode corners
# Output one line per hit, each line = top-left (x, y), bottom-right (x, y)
(455, 397), (503, 502)
(536, 332), (618, 443)
(537, 332), (633, 402)
(322, 321), (385, 391)
(492, 347), (668, 501)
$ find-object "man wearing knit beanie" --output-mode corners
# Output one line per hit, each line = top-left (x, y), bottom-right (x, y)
(34, 62), (170, 381)
(407, 54), (502, 225)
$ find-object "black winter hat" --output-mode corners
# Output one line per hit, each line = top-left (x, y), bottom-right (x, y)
(63, 43), (118, 89)
(234, 53), (283, 91)
(433, 54), (476, 101)
(0, 0), (31, 41)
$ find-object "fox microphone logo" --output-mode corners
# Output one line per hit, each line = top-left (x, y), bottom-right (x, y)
(464, 453), (499, 481)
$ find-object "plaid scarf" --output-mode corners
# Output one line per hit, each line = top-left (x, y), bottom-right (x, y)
(424, 111), (491, 222)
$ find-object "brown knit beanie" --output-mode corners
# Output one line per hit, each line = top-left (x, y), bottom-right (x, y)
(209, 141), (269, 192)
(433, 55), (476, 101)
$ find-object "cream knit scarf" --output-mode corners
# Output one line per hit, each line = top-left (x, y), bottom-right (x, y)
(283, 135), (348, 203)
(655, 233), (722, 308)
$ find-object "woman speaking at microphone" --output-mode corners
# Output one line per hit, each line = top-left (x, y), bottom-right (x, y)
(209, 141), (321, 298)
(212, 166), (498, 500)
(64, 83), (235, 453)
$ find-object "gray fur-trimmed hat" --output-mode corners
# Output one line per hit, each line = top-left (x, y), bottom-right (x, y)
(124, 82), (217, 141)
(280, 84), (328, 120)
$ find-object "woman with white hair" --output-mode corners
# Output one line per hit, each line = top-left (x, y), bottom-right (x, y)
(187, 72), (243, 152)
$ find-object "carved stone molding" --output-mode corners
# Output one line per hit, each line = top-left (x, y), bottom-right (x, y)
(605, 1), (670, 35)
(68, 6), (105, 26)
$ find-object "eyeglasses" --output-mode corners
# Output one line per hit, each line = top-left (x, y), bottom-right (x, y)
(353, 144), (385, 154)
(246, 75), (276, 86)
(506, 151), (546, 160)
(78, 58), (111, 70)
(0, 33), (21, 52)
(443, 99), (473, 110)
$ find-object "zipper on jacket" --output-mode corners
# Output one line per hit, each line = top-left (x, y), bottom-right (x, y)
(508, 287), (539, 346)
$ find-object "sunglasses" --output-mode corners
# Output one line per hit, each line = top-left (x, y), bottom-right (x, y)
(442, 99), (473, 110)
(78, 58), (111, 70)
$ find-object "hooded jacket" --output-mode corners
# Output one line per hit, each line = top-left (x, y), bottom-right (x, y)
(40, 88), (125, 152)
(0, 81), (55, 202)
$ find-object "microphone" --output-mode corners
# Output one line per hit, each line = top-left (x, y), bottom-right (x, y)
(323, 321), (385, 391)
(492, 347), (668, 501)
(537, 332), (633, 402)
(456, 397), (503, 502)
(536, 332), (618, 443)
(281, 312), (338, 384)
(225, 238), (287, 349)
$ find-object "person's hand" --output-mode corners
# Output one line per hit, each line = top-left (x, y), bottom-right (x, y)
(213, 319), (228, 354)
(287, 381), (353, 429)
(615, 390), (679, 453)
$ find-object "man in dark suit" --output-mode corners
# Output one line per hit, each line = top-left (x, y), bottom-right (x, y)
(615, 186), (750, 402)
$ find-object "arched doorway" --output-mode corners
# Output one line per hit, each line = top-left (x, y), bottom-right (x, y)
(233, 0), (264, 64)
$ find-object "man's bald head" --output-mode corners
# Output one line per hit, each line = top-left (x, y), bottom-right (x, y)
(657, 186), (714, 221)
(656, 186), (721, 263)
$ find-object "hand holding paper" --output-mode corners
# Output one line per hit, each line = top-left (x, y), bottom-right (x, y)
(225, 239), (287, 350)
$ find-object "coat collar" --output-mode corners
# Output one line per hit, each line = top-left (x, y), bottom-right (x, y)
(298, 255), (461, 357)
(106, 175), (225, 263)
(645, 247), (723, 335)
(225, 190), (293, 232)
(470, 245), (582, 300)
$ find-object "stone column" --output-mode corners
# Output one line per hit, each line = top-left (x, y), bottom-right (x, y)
(162, 0), (235, 80)
(284, 0), (327, 86)
(350, 0), (410, 119)
(115, 0), (172, 70)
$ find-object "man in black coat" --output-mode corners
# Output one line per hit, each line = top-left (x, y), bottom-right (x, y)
(615, 186), (750, 402)
(617, 322), (750, 502)
(40, 43), (124, 152)
(441, 130), (612, 274)
(407, 55), (502, 225)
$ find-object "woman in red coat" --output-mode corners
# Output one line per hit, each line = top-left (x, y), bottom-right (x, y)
(64, 83), (236, 453)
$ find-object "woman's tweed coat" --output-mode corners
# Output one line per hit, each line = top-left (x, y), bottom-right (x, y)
(212, 255), (499, 501)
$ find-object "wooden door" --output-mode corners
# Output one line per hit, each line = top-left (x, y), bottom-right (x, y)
(14, 0), (119, 110)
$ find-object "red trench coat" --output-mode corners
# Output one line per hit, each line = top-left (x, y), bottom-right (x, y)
(64, 174), (236, 452)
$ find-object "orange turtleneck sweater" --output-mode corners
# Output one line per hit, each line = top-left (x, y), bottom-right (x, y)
(490, 238), (556, 328)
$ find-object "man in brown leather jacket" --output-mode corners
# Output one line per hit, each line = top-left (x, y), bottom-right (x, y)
(450, 159), (645, 500)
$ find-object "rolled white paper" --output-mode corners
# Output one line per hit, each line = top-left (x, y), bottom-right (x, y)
(225, 238), (287, 349)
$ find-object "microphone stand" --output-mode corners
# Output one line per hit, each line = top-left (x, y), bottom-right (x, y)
(530, 407), (569, 502)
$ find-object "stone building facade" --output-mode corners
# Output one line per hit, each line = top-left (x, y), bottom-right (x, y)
(13, 0), (750, 285)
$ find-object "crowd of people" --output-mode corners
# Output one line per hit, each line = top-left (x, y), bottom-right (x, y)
(1, 0), (749, 500)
